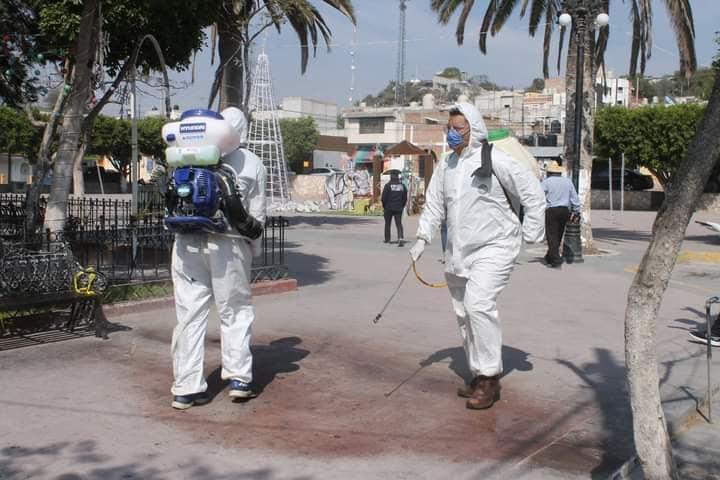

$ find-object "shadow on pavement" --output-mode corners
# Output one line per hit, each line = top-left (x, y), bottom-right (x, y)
(419, 345), (533, 384)
(284, 241), (333, 287)
(287, 215), (378, 228)
(683, 233), (720, 245)
(556, 348), (635, 479)
(204, 337), (310, 399)
(0, 316), (130, 351)
(252, 337), (310, 394)
(0, 440), (311, 480)
(592, 227), (652, 244)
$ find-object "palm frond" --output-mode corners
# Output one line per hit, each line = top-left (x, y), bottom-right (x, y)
(491, 0), (520, 35)
(663, 0), (696, 77)
(519, 0), (530, 17)
(629, 0), (641, 78)
(528, 0), (547, 37)
(455, 0), (476, 45)
(431, 0), (466, 25)
(479, 0), (498, 53)
(594, 25), (609, 74)
(541, 0), (556, 78)
(321, 0), (356, 24)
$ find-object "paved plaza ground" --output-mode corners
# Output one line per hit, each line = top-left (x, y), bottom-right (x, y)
(1, 210), (719, 479)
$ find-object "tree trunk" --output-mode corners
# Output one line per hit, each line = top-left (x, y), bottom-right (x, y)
(24, 61), (73, 231)
(72, 140), (87, 196)
(625, 69), (720, 480)
(218, 22), (244, 110)
(563, 14), (597, 253)
(44, 0), (99, 233)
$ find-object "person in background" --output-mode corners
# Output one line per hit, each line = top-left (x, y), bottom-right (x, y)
(540, 162), (580, 269)
(382, 170), (408, 247)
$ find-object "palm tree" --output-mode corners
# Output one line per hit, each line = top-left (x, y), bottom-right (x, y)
(208, 0), (356, 116)
(430, 0), (696, 250)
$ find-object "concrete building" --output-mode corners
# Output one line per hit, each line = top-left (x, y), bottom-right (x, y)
(597, 71), (632, 107)
(473, 87), (564, 144)
(432, 70), (471, 95)
(341, 99), (503, 171)
(276, 97), (340, 135)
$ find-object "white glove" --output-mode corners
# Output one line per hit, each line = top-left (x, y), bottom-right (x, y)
(409, 239), (426, 262)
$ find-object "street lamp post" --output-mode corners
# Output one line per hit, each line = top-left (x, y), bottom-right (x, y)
(558, 1), (608, 263)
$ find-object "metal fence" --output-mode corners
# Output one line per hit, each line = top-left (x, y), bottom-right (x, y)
(0, 193), (289, 286)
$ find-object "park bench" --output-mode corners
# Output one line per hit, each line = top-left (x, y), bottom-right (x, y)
(0, 240), (109, 339)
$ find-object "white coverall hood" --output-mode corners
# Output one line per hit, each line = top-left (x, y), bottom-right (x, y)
(221, 107), (248, 144)
(454, 102), (487, 153)
(414, 102), (546, 379)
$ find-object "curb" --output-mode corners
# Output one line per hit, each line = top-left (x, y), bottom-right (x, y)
(101, 278), (298, 318)
(608, 386), (719, 480)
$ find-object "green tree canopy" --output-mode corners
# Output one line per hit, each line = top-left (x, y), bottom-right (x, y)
(279, 117), (319, 173)
(87, 116), (131, 175)
(438, 67), (462, 79)
(527, 78), (545, 92)
(137, 117), (168, 164)
(594, 105), (706, 187)
(0, 107), (40, 159)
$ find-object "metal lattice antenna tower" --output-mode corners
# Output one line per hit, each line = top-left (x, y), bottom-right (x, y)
(247, 52), (291, 207)
(394, 0), (408, 106)
(348, 26), (357, 104)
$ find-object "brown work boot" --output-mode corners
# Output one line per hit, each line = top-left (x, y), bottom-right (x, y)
(466, 375), (500, 410)
(457, 376), (481, 398)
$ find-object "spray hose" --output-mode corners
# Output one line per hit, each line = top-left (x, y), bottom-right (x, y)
(412, 261), (447, 289)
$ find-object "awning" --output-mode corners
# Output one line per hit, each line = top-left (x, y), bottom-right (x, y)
(384, 140), (426, 156)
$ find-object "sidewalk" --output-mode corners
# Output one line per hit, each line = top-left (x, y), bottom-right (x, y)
(0, 210), (718, 479)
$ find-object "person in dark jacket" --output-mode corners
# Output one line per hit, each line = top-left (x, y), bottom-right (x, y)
(381, 170), (408, 246)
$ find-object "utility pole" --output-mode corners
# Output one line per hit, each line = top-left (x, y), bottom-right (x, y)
(394, 0), (409, 106)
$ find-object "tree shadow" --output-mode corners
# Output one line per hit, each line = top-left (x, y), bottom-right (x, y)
(205, 337), (310, 400)
(683, 233), (720, 245)
(287, 215), (378, 228)
(283, 241), (333, 287)
(555, 348), (635, 479)
(419, 345), (533, 384)
(592, 227), (652, 244)
(0, 440), (311, 480)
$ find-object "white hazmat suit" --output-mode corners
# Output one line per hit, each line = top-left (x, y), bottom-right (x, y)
(171, 108), (267, 396)
(414, 102), (545, 378)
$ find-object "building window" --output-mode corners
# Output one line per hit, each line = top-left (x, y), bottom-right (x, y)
(618, 87), (624, 92)
(359, 118), (385, 134)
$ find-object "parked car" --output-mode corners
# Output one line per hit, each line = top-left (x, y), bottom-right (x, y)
(308, 167), (343, 176)
(591, 167), (653, 191)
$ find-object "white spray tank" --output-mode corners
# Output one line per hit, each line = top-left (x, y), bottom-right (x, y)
(162, 109), (241, 167)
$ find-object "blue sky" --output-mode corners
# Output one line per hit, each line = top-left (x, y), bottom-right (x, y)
(134, 0), (720, 115)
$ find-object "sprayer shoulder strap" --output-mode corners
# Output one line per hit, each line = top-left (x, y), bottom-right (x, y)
(482, 140), (521, 221)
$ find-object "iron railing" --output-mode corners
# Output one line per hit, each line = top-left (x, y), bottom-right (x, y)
(0, 194), (289, 285)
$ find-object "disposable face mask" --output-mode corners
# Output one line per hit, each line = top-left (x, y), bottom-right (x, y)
(447, 128), (465, 149)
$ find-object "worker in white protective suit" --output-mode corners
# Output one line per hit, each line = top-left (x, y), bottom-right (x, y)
(170, 107), (267, 410)
(410, 102), (545, 410)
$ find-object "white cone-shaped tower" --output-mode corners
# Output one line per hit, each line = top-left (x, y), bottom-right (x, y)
(247, 52), (291, 207)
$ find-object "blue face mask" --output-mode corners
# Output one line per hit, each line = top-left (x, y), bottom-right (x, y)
(446, 128), (466, 149)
